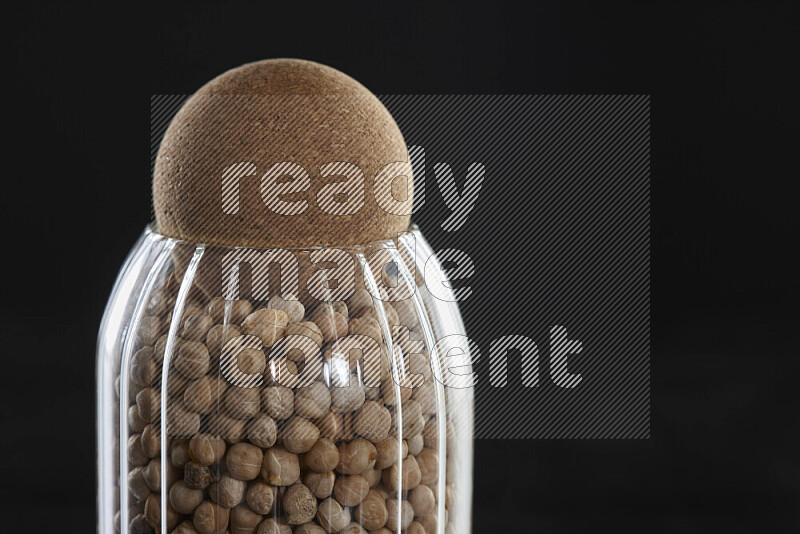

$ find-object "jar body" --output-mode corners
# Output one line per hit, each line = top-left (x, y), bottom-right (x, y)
(97, 226), (473, 533)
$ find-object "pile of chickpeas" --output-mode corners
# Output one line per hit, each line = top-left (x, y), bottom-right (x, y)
(119, 268), (453, 534)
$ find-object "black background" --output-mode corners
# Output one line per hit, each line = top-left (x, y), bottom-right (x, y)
(4, 0), (798, 532)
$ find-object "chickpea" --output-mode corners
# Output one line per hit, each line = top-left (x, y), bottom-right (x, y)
(354, 489), (388, 530)
(304, 438), (339, 473)
(311, 308), (347, 342)
(256, 518), (291, 534)
(223, 386), (261, 420)
(184, 461), (212, 490)
(285, 321), (323, 347)
(281, 417), (321, 454)
(245, 481), (275, 514)
(128, 465), (150, 501)
(417, 513), (437, 533)
(340, 523), (367, 534)
(294, 382), (331, 419)
(361, 467), (382, 487)
(175, 341), (211, 379)
(128, 435), (149, 467)
(261, 446), (300, 486)
(385, 499), (414, 531)
(135, 387), (160, 423)
(129, 513), (152, 534)
(206, 324), (243, 358)
(347, 288), (373, 317)
(189, 434), (226, 466)
(353, 401), (391, 443)
(409, 484), (436, 516)
(207, 297), (252, 325)
(206, 412), (247, 443)
(242, 308), (289, 347)
(128, 404), (147, 433)
(267, 295), (305, 323)
(230, 504), (263, 534)
(170, 439), (191, 469)
(382, 454), (421, 491)
(183, 313), (215, 342)
(392, 298), (419, 329)
(407, 521), (426, 534)
(333, 475), (370, 506)
(282, 483), (316, 524)
(140, 424), (160, 458)
(330, 378), (365, 413)
(193, 501), (230, 534)
(167, 401), (202, 438)
(417, 448), (438, 485)
(336, 439), (377, 475)
(246, 414), (277, 448)
(131, 347), (157, 387)
(261, 386), (294, 420)
(170, 480), (204, 514)
(183, 376), (214, 414)
(374, 437), (404, 470)
(143, 459), (164, 491)
(226, 442), (264, 481)
(294, 524), (326, 534)
(316, 497), (351, 533)
(209, 474), (247, 508)
(407, 434), (424, 457)
(174, 520), (201, 534)
(315, 412), (342, 440)
(302, 470), (335, 499)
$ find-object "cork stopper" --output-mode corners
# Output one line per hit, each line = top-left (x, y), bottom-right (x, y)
(154, 59), (412, 248)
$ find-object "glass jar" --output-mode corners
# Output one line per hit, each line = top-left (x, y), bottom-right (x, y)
(97, 225), (473, 534)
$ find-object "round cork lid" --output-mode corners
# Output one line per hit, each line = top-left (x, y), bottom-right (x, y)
(154, 59), (412, 248)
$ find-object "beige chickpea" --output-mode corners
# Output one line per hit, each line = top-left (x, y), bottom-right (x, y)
(261, 386), (294, 420)
(206, 324), (243, 358)
(193, 501), (230, 534)
(226, 442), (264, 481)
(280, 416), (321, 454)
(207, 297), (253, 325)
(131, 347), (157, 387)
(416, 513), (437, 533)
(302, 470), (335, 499)
(361, 467), (382, 487)
(145, 492), (178, 529)
(167, 401), (201, 438)
(128, 435), (149, 467)
(142, 459), (161, 491)
(127, 466), (150, 501)
(209, 474), (247, 507)
(128, 404), (147, 433)
(285, 321), (324, 350)
(385, 499), (414, 531)
(256, 518), (291, 534)
(330, 378), (365, 413)
(311, 307), (348, 343)
(223, 386), (261, 420)
(246, 414), (277, 448)
(294, 524), (326, 534)
(409, 484), (436, 516)
(176, 341), (211, 379)
(411, 382), (436, 416)
(336, 439), (377, 475)
(184, 461), (212, 489)
(189, 434), (226, 466)
(417, 448), (438, 485)
(340, 524), (367, 534)
(230, 504), (263, 534)
(282, 483), (316, 524)
(140, 424), (160, 458)
(406, 521), (426, 534)
(333, 475), (370, 507)
(242, 308), (289, 347)
(315, 411), (342, 440)
(305, 438), (339, 473)
(294, 381), (331, 419)
(129, 513), (151, 534)
(347, 288), (373, 317)
(380, 379), (412, 406)
(183, 376), (214, 414)
(391, 299), (419, 329)
(383, 454), (421, 491)
(267, 295), (305, 323)
(135, 387), (160, 423)
(353, 401), (391, 443)
(170, 439), (191, 469)
(353, 489), (388, 530)
(393, 400), (425, 438)
(207, 412), (247, 443)
(261, 446), (300, 486)
(317, 497), (351, 533)
(168, 372), (190, 399)
(183, 313), (215, 342)
(374, 437), (404, 470)
(347, 316), (382, 342)
(174, 519), (201, 534)
(170, 480), (204, 514)
(233, 347), (268, 375)
(137, 315), (164, 346)
(245, 480), (275, 515)
(360, 304), (399, 328)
